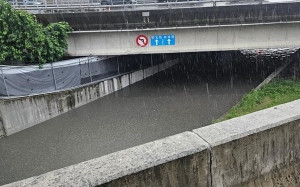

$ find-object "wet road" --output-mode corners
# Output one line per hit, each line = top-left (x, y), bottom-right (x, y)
(0, 56), (270, 185)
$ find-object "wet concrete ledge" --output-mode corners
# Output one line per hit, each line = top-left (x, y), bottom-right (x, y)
(0, 59), (179, 137)
(193, 99), (300, 186)
(4, 99), (300, 186)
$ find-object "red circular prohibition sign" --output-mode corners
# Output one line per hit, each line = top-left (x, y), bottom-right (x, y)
(136, 35), (148, 47)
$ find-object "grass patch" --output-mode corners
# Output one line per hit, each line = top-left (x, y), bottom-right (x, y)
(216, 79), (300, 122)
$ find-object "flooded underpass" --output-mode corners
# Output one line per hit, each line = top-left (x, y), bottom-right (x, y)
(0, 51), (283, 185)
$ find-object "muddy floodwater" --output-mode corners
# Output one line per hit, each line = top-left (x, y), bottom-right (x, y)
(0, 53), (278, 185)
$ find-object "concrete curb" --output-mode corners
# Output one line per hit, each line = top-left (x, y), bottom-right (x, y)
(254, 60), (292, 91)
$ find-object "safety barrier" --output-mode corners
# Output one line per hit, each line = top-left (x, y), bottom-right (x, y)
(3, 99), (300, 186)
(9, 0), (270, 14)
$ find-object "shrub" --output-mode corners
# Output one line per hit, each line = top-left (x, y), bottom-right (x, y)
(0, 1), (72, 66)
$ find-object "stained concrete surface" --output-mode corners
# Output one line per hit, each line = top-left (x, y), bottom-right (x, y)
(0, 57), (272, 185)
(36, 2), (300, 31)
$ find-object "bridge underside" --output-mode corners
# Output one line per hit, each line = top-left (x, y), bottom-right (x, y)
(67, 22), (300, 56)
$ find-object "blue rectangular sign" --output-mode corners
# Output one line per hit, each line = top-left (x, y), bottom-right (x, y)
(150, 35), (176, 46)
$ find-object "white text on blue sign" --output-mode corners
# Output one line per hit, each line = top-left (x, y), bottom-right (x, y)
(150, 35), (175, 46)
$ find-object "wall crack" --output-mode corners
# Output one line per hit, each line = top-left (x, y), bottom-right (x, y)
(191, 131), (213, 187)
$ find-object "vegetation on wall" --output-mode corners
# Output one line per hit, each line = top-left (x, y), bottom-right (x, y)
(0, 1), (72, 66)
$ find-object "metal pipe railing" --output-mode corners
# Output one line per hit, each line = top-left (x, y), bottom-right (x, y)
(10, 0), (299, 14)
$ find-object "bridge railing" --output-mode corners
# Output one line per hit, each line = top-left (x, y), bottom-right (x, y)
(8, 0), (271, 14)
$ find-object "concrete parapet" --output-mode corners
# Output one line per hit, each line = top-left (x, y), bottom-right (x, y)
(4, 99), (300, 186)
(193, 99), (300, 186)
(0, 59), (178, 136)
(35, 2), (300, 31)
(3, 132), (210, 187)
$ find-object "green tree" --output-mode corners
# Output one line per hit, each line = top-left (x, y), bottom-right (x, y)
(0, 1), (72, 66)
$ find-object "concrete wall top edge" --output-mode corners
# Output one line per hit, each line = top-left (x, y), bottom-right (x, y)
(193, 99), (300, 147)
(0, 71), (126, 102)
(3, 131), (208, 187)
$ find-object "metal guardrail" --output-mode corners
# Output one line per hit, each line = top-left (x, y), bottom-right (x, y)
(8, 0), (279, 14)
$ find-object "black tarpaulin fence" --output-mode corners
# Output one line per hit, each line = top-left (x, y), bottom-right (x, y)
(0, 54), (165, 96)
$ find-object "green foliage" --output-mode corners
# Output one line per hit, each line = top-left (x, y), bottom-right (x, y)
(216, 79), (300, 122)
(0, 1), (72, 66)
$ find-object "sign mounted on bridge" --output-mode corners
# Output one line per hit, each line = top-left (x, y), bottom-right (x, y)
(150, 35), (175, 46)
(136, 35), (148, 47)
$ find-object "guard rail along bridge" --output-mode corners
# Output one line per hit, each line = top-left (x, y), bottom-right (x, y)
(14, 0), (300, 56)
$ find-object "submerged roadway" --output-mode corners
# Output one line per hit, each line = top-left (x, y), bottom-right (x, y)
(0, 52), (278, 185)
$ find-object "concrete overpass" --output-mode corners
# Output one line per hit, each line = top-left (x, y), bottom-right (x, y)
(33, 1), (300, 55)
(68, 22), (300, 56)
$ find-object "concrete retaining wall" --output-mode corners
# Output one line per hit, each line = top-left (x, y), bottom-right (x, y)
(5, 99), (300, 186)
(0, 59), (178, 136)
